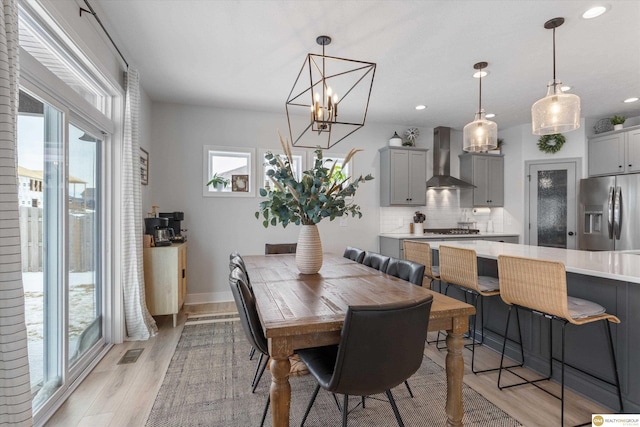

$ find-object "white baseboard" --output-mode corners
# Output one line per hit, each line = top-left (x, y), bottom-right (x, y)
(184, 290), (233, 305)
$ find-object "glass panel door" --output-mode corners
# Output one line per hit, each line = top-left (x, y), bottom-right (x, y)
(18, 89), (105, 413)
(68, 124), (102, 366)
(18, 90), (64, 408)
(528, 161), (578, 249)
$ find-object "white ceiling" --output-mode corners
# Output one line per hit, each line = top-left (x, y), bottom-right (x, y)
(94, 0), (640, 132)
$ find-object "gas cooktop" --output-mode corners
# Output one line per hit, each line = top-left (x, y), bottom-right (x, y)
(424, 228), (480, 235)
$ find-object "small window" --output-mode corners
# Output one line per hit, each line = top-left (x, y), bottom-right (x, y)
(260, 149), (306, 191)
(308, 151), (353, 184)
(203, 146), (255, 197)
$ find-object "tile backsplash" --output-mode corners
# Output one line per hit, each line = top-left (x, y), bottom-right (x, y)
(380, 189), (504, 234)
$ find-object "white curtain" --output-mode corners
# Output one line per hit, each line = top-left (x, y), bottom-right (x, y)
(121, 68), (157, 340)
(0, 0), (33, 424)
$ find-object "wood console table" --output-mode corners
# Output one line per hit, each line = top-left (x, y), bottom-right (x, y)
(245, 253), (475, 427)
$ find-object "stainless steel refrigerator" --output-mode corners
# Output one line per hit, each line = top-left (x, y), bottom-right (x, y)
(579, 174), (640, 251)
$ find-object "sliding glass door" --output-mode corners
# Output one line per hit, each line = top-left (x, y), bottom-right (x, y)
(68, 124), (102, 366)
(18, 90), (104, 411)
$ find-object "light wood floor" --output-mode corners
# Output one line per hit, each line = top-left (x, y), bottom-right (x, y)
(45, 302), (611, 426)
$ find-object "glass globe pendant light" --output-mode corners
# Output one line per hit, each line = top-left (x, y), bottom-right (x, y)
(531, 17), (580, 135)
(463, 61), (497, 152)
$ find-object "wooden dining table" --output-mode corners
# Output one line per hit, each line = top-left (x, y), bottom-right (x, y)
(244, 253), (476, 427)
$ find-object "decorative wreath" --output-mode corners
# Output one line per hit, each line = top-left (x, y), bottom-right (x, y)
(537, 133), (566, 154)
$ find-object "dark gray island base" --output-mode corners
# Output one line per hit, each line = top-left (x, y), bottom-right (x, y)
(428, 241), (640, 413)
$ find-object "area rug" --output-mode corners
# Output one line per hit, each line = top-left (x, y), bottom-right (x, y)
(146, 320), (522, 427)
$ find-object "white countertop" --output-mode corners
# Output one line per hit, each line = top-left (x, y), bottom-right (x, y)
(380, 232), (519, 240)
(428, 240), (640, 284)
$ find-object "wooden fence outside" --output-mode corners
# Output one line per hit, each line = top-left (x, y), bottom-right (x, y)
(19, 206), (95, 272)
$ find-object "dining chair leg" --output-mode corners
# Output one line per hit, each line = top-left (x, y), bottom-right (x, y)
(385, 389), (405, 427)
(252, 354), (268, 393)
(260, 394), (270, 427)
(332, 393), (341, 410)
(403, 380), (414, 398)
(249, 346), (256, 360)
(300, 384), (321, 427)
(341, 394), (349, 427)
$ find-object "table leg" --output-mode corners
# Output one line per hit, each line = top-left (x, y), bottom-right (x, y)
(445, 319), (467, 427)
(270, 354), (292, 427)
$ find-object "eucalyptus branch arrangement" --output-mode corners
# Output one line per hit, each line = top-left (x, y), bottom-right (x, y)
(255, 133), (374, 228)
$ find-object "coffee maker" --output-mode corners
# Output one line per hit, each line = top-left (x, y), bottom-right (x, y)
(159, 211), (186, 242)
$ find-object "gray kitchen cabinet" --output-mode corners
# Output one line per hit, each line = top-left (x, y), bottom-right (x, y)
(379, 147), (428, 206)
(459, 153), (504, 207)
(588, 126), (640, 176)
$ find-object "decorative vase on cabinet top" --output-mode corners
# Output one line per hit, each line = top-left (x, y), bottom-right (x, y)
(389, 131), (402, 146)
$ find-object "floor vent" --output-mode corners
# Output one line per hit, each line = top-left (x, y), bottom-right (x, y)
(118, 348), (144, 365)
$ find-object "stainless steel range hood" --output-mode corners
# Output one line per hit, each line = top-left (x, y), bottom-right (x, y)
(426, 126), (475, 189)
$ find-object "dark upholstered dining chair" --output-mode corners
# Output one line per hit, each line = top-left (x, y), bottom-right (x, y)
(362, 251), (390, 271)
(385, 257), (425, 286)
(229, 267), (272, 426)
(230, 252), (257, 360)
(264, 243), (297, 254)
(230, 251), (251, 289)
(297, 296), (434, 427)
(343, 246), (365, 263)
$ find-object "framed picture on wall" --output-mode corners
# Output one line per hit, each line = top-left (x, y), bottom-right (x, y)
(140, 148), (149, 185)
(232, 174), (249, 192)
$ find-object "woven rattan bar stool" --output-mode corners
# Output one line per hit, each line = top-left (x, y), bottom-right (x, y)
(497, 255), (623, 427)
(403, 240), (440, 290)
(436, 245), (523, 374)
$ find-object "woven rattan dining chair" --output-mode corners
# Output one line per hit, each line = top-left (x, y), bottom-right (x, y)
(497, 255), (623, 427)
(297, 297), (433, 427)
(437, 245), (523, 373)
(343, 246), (365, 263)
(403, 240), (440, 290)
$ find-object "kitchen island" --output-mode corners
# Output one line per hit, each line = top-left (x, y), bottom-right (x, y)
(428, 240), (640, 412)
(379, 232), (519, 259)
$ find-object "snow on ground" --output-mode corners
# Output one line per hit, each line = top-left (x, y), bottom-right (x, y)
(23, 272), (97, 388)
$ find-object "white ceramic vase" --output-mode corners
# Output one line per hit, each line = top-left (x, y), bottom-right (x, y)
(413, 222), (424, 235)
(296, 224), (323, 274)
(614, 124), (624, 131)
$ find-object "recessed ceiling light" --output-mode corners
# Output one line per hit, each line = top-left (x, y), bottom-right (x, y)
(485, 113), (496, 118)
(415, 105), (427, 110)
(582, 6), (608, 19)
(473, 70), (488, 78)
(561, 85), (572, 92)
(624, 97), (639, 103)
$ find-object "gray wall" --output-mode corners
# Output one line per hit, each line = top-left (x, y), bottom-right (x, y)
(148, 103), (419, 302)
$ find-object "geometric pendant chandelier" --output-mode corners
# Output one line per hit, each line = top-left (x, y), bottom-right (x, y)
(531, 17), (581, 135)
(286, 35), (376, 149)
